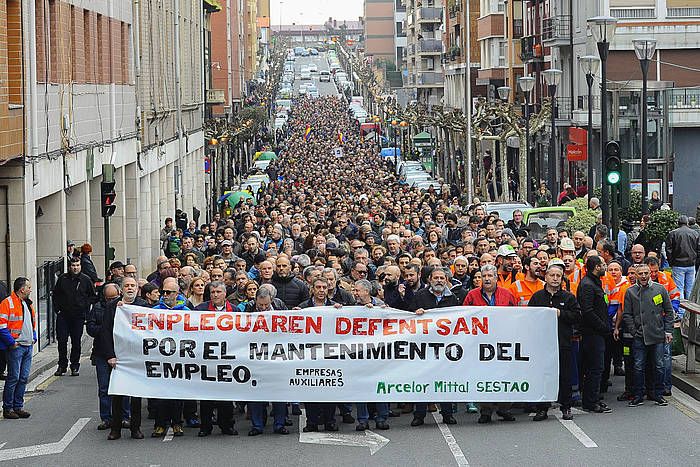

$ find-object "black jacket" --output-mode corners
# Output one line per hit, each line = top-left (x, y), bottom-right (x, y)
(88, 297), (148, 359)
(410, 288), (461, 312)
(53, 272), (97, 318)
(576, 274), (610, 336)
(331, 287), (356, 306)
(299, 297), (337, 308)
(271, 274), (310, 308)
(665, 225), (700, 267)
(384, 283), (410, 310)
(80, 254), (100, 282)
(529, 288), (581, 349)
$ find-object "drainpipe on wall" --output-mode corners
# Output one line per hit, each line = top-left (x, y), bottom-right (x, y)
(174, 0), (185, 211)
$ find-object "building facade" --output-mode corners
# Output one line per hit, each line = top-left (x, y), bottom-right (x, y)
(0, 0), (208, 349)
(404, 0), (445, 106)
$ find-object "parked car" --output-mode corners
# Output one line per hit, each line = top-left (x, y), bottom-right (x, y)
(522, 206), (577, 242)
(483, 201), (533, 223)
(300, 68), (311, 80)
(319, 70), (331, 82)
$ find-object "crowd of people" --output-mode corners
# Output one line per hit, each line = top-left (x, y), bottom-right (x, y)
(1, 93), (696, 442)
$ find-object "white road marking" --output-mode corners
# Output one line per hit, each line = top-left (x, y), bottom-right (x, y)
(298, 410), (389, 455)
(163, 427), (174, 442)
(554, 412), (598, 448)
(430, 413), (469, 466)
(0, 417), (90, 461)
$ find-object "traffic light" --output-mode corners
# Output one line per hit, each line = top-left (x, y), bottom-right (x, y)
(605, 140), (622, 185)
(101, 181), (116, 218)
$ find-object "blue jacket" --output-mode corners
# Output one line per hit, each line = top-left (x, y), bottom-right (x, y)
(152, 294), (190, 310)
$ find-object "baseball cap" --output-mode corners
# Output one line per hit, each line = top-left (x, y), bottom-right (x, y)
(497, 245), (518, 257)
(109, 261), (125, 270)
(221, 240), (233, 246)
(559, 237), (575, 251)
(67, 240), (75, 247)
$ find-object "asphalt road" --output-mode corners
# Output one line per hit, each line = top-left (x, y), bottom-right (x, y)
(292, 54), (340, 98)
(1, 359), (698, 466)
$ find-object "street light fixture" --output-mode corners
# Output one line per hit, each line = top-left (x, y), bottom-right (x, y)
(391, 120), (399, 171)
(579, 55), (600, 202)
(588, 15), (618, 226)
(518, 76), (535, 203)
(497, 86), (511, 102)
(542, 68), (562, 200)
(633, 38), (657, 215)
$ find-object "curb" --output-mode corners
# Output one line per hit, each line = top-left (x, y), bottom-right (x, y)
(672, 372), (700, 401)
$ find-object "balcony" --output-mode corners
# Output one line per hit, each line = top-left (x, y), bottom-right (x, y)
(542, 15), (571, 47)
(417, 7), (443, 23)
(449, 4), (461, 19)
(520, 35), (543, 62)
(512, 19), (523, 39)
(418, 39), (443, 54)
(416, 71), (444, 87)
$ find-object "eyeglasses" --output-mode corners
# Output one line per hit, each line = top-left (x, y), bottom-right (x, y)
(355, 270), (368, 275)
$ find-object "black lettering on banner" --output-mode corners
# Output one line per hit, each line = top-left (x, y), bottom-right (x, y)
(201, 365), (216, 381)
(145, 361), (161, 377)
(203, 342), (217, 360)
(250, 343), (268, 360)
(159, 337), (176, 356)
(184, 363), (199, 380)
(180, 339), (196, 358)
(233, 365), (251, 383)
(446, 343), (463, 361)
(143, 338), (158, 355)
(480, 343), (495, 361)
(394, 341), (408, 359)
(163, 362), (183, 379)
(218, 365), (233, 382)
(220, 341), (236, 359)
(428, 342), (444, 358)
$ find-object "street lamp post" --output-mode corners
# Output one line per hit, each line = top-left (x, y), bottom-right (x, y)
(518, 76), (536, 203)
(579, 55), (600, 202)
(633, 38), (657, 215)
(588, 15), (618, 226)
(400, 120), (409, 161)
(543, 68), (562, 203)
(391, 119), (398, 173)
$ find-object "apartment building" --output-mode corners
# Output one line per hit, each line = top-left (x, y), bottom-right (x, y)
(0, 0), (208, 349)
(364, 0), (405, 68)
(404, 0), (445, 106)
(209, 0), (247, 117)
(444, 0), (483, 111)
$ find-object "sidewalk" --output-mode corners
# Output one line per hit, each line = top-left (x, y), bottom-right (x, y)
(0, 335), (92, 393)
(672, 354), (700, 401)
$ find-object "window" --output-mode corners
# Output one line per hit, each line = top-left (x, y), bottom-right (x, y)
(498, 40), (506, 67)
(7, 0), (22, 104)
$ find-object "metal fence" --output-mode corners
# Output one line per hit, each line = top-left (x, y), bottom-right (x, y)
(36, 258), (64, 351)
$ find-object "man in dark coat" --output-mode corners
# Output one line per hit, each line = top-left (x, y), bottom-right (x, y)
(577, 255), (612, 414)
(411, 267), (460, 427)
(270, 256), (309, 308)
(52, 256), (97, 376)
(529, 259), (581, 421)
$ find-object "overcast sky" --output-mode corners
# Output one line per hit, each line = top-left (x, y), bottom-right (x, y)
(271, 0), (363, 25)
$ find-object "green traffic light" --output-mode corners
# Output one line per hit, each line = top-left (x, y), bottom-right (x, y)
(607, 171), (621, 185)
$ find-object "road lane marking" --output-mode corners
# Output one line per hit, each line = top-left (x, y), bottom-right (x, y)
(0, 417), (90, 461)
(554, 412), (598, 448)
(430, 413), (469, 466)
(298, 410), (389, 455)
(163, 427), (174, 442)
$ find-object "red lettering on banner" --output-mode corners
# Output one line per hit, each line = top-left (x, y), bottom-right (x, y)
(272, 315), (287, 332)
(184, 314), (199, 331)
(166, 313), (182, 330)
(218, 314), (233, 331)
(200, 313), (215, 331)
(353, 317), (367, 335)
(398, 319), (416, 334)
(252, 314), (270, 332)
(148, 313), (165, 330)
(368, 318), (382, 335)
(383, 319), (397, 335)
(306, 316), (322, 334)
(289, 315), (303, 333)
(336, 317), (351, 334)
(472, 317), (488, 335)
(131, 313), (146, 330)
(436, 318), (451, 336)
(416, 318), (433, 334)
(453, 317), (469, 335)
(235, 315), (251, 332)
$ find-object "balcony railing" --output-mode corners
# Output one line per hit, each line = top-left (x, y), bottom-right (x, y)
(417, 6), (443, 22)
(553, 97), (573, 121)
(520, 35), (543, 62)
(669, 88), (700, 109)
(418, 39), (443, 53)
(512, 19), (523, 39)
(417, 71), (444, 86)
(542, 15), (571, 42)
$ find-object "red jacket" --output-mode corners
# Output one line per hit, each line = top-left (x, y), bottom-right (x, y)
(463, 287), (517, 307)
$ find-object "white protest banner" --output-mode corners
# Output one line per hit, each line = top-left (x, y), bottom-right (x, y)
(109, 305), (559, 402)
